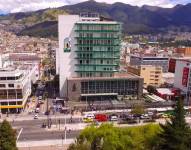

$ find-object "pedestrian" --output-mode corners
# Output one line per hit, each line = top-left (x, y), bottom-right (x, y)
(68, 129), (71, 134)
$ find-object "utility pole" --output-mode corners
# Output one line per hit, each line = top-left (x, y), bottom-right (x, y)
(64, 126), (67, 144)
(61, 134), (64, 146)
(58, 119), (61, 130)
(44, 91), (49, 128)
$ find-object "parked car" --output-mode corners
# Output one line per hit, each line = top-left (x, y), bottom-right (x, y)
(83, 117), (94, 123)
(84, 113), (95, 119)
(120, 113), (129, 121)
(110, 115), (118, 121)
(95, 114), (108, 122)
(140, 114), (150, 119)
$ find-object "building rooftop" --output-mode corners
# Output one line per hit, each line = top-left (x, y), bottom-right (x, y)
(68, 73), (142, 81)
(0, 68), (24, 77)
(130, 54), (168, 59)
(9, 53), (40, 61)
(157, 88), (174, 96)
(76, 21), (120, 24)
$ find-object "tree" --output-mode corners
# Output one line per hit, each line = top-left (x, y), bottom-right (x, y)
(131, 104), (145, 116)
(147, 85), (157, 94)
(0, 120), (18, 150)
(68, 124), (160, 150)
(157, 98), (191, 150)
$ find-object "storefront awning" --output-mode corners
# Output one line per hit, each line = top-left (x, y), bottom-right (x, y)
(0, 105), (23, 109)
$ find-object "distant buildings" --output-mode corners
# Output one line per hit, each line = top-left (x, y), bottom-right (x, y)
(130, 55), (169, 72)
(176, 47), (191, 57)
(57, 13), (143, 101)
(128, 65), (162, 87)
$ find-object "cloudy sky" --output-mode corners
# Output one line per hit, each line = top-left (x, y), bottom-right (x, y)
(0, 0), (190, 13)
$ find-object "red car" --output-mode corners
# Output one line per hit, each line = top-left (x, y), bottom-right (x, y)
(95, 114), (108, 122)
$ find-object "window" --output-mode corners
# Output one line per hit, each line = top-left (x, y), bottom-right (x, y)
(155, 71), (161, 74)
(0, 84), (5, 88)
(8, 84), (14, 88)
(0, 77), (6, 80)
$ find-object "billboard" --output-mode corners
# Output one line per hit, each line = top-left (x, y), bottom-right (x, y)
(64, 37), (71, 52)
(182, 67), (189, 87)
(168, 58), (176, 73)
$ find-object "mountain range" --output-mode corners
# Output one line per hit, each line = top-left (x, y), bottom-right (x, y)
(0, 0), (191, 38)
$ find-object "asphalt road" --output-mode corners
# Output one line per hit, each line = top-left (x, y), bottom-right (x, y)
(18, 128), (80, 141)
(12, 117), (82, 142)
(12, 117), (81, 127)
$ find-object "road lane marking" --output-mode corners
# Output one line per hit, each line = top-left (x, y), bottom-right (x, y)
(17, 128), (23, 142)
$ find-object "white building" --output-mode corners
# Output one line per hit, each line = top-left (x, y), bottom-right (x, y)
(174, 59), (191, 93)
(57, 14), (143, 101)
(0, 68), (31, 113)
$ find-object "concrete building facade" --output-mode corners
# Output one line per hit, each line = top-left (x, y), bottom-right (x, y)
(174, 59), (191, 93)
(176, 47), (191, 56)
(128, 65), (162, 87)
(130, 55), (169, 72)
(58, 14), (143, 101)
(0, 68), (31, 113)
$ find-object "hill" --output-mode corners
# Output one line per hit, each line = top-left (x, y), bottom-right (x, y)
(1, 0), (191, 38)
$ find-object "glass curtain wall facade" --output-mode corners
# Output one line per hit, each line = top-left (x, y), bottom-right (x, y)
(75, 23), (121, 77)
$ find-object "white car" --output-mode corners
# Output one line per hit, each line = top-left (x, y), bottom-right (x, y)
(148, 112), (154, 116)
(110, 115), (118, 121)
(84, 113), (95, 119)
(34, 114), (38, 119)
(140, 114), (150, 119)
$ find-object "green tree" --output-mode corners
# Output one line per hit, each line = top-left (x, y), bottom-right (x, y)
(0, 120), (18, 150)
(147, 85), (157, 94)
(131, 104), (145, 116)
(68, 124), (160, 150)
(157, 98), (191, 150)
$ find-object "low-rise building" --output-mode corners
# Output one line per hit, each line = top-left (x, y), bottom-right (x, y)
(156, 88), (180, 101)
(130, 55), (169, 72)
(67, 73), (143, 101)
(128, 65), (162, 87)
(0, 68), (31, 113)
(162, 73), (174, 85)
(176, 47), (191, 56)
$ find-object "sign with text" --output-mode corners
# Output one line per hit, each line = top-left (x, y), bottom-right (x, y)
(182, 67), (189, 87)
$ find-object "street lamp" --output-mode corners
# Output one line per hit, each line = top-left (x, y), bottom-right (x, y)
(64, 126), (67, 144)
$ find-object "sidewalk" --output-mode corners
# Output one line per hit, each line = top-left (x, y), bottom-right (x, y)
(19, 145), (69, 150)
(0, 114), (82, 122)
(46, 123), (87, 131)
(17, 139), (74, 149)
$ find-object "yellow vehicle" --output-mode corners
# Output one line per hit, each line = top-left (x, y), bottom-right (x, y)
(83, 118), (94, 123)
(161, 114), (171, 118)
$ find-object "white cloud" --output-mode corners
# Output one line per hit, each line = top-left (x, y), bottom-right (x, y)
(0, 0), (189, 13)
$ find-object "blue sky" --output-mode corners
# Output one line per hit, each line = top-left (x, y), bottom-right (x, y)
(0, 0), (190, 13)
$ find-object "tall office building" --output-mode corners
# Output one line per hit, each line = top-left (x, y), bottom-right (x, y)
(58, 13), (143, 101)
